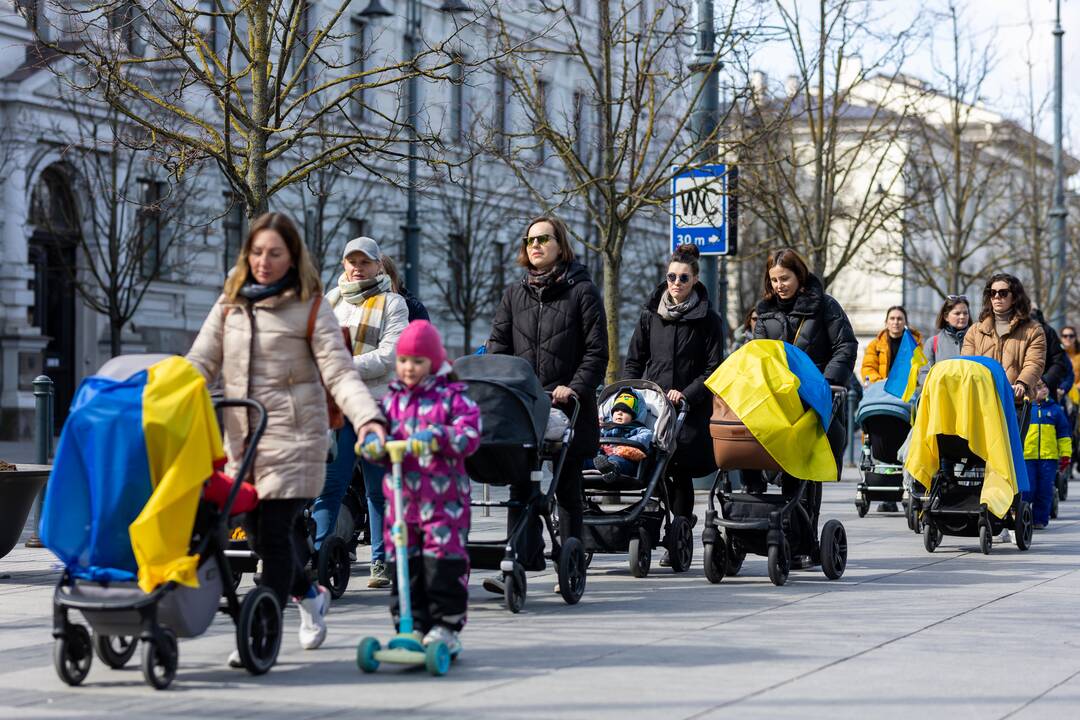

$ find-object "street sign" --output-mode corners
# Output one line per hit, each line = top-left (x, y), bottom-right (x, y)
(670, 164), (737, 256)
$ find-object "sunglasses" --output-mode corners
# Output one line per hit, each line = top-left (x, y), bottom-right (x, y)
(667, 272), (692, 284)
(1063, 333), (1076, 339)
(522, 234), (553, 247)
(946, 294), (968, 302)
(989, 289), (1012, 299)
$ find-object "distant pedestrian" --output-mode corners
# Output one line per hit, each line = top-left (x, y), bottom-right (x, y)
(1061, 325), (1080, 382)
(918, 295), (971, 389)
(861, 306), (921, 385)
(734, 307), (757, 350)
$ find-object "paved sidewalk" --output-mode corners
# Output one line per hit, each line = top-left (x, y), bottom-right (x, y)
(3, 477), (1080, 718)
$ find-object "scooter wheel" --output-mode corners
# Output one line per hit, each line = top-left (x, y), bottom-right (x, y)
(425, 640), (451, 676)
(357, 636), (381, 673)
(54, 624), (92, 686)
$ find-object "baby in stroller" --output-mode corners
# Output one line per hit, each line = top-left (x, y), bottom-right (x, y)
(589, 390), (655, 478)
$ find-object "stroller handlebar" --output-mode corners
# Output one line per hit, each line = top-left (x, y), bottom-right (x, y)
(212, 398), (267, 523)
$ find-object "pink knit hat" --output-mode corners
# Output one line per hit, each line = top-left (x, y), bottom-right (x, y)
(396, 320), (446, 370)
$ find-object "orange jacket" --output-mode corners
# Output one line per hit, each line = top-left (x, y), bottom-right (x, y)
(860, 328), (922, 383)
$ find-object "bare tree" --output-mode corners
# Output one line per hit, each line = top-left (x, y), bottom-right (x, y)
(23, 0), (495, 220)
(733, 0), (919, 287)
(490, 0), (747, 380)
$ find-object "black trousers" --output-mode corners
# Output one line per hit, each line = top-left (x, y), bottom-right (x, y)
(666, 470), (696, 519)
(243, 498), (311, 609)
(555, 450), (586, 544)
(389, 555), (469, 633)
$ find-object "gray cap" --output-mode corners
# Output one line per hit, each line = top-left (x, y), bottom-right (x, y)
(342, 236), (381, 261)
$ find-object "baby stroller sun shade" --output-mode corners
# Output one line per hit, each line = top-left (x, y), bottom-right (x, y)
(454, 354), (551, 447)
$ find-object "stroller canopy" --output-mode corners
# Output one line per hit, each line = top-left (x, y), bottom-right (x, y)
(856, 381), (913, 428)
(904, 357), (1028, 518)
(40, 355), (224, 592)
(705, 339), (837, 481)
(454, 354), (550, 447)
(597, 381), (676, 453)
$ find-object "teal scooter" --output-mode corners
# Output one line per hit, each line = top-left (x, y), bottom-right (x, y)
(356, 440), (455, 676)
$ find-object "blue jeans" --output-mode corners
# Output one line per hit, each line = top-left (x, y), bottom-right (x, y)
(311, 423), (358, 550)
(1025, 459), (1056, 526)
(363, 457), (387, 563)
(585, 454), (637, 476)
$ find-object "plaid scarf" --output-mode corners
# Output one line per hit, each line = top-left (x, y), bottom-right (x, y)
(336, 272), (391, 356)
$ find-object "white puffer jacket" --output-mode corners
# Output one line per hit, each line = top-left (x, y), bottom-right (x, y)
(325, 287), (409, 400)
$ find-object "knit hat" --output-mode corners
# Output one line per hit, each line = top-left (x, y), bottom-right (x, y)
(397, 320), (446, 370)
(612, 391), (641, 418)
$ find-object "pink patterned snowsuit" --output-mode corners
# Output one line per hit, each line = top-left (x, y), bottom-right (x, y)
(377, 373), (481, 633)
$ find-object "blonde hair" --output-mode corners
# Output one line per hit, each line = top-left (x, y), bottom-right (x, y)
(223, 212), (322, 302)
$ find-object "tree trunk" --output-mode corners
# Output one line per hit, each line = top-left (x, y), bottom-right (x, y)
(247, 2), (271, 219)
(602, 252), (622, 383)
(109, 313), (123, 358)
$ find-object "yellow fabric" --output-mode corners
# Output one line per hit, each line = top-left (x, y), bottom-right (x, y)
(705, 340), (836, 481)
(130, 356), (225, 593)
(904, 360), (1018, 518)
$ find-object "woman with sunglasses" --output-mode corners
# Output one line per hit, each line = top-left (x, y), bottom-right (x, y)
(623, 244), (724, 559)
(1061, 326), (1080, 385)
(962, 273), (1046, 401)
(486, 215), (608, 594)
(917, 295), (971, 389)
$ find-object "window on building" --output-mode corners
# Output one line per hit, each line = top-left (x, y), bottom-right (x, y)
(450, 53), (466, 144)
(109, 1), (144, 55)
(16, 0), (48, 39)
(349, 17), (367, 122)
(572, 90), (586, 161)
(138, 179), (166, 278)
(447, 232), (466, 304)
(223, 194), (245, 274)
(289, 1), (313, 95)
(535, 78), (548, 162)
(348, 217), (368, 240)
(494, 67), (511, 154)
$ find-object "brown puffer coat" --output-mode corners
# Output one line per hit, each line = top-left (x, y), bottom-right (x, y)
(961, 314), (1047, 397)
(187, 288), (384, 500)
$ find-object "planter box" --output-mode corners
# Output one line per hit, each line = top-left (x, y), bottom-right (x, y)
(0, 465), (49, 559)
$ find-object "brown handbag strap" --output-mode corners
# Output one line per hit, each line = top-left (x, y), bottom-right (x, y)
(306, 294), (322, 344)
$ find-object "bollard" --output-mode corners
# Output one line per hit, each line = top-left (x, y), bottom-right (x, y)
(24, 375), (54, 549)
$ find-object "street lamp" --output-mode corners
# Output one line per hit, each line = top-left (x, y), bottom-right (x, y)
(1050, 0), (1067, 328)
(360, 0), (472, 298)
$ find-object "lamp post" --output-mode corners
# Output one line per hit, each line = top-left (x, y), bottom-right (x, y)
(359, 0), (470, 298)
(1050, 0), (1067, 328)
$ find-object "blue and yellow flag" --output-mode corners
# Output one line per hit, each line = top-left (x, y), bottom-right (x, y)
(904, 357), (1028, 518)
(705, 339), (837, 481)
(883, 329), (927, 402)
(41, 356), (224, 592)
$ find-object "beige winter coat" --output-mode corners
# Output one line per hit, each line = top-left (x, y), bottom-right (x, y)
(961, 314), (1047, 398)
(187, 288), (384, 500)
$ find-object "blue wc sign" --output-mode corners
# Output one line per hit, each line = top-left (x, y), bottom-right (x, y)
(670, 164), (737, 256)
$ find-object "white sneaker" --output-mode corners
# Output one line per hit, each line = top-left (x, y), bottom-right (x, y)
(297, 585), (330, 650)
(422, 625), (462, 657)
(999, 529), (1012, 544)
(227, 649), (242, 668)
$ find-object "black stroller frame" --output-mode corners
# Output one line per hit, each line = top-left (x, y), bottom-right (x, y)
(52, 399), (282, 690)
(915, 401), (1033, 555)
(581, 380), (689, 577)
(701, 387), (849, 587)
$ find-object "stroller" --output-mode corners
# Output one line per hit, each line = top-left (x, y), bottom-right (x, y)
(455, 354), (587, 613)
(581, 381), (689, 577)
(905, 357), (1033, 555)
(854, 382), (913, 517)
(44, 355), (280, 690)
(701, 340), (849, 587)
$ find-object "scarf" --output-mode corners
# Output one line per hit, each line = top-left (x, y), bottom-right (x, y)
(943, 324), (967, 345)
(657, 290), (700, 321)
(337, 272), (392, 357)
(238, 267), (298, 302)
(526, 261), (567, 289)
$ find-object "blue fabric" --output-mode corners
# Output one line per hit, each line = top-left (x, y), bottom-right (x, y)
(783, 343), (832, 429)
(962, 356), (1029, 493)
(362, 457), (387, 562)
(40, 372), (153, 582)
(599, 422), (653, 446)
(312, 422), (358, 550)
(884, 329), (926, 401)
(1025, 459), (1056, 525)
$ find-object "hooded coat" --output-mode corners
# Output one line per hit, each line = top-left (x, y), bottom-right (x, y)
(487, 260), (608, 455)
(754, 273), (858, 387)
(623, 281), (724, 476)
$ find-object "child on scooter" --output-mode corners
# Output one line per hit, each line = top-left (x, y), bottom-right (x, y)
(358, 320), (481, 655)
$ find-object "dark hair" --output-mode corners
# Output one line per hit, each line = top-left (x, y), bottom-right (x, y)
(885, 305), (908, 322)
(978, 272), (1031, 323)
(761, 248), (810, 302)
(1062, 325), (1079, 352)
(669, 243), (701, 276)
(936, 296), (971, 330)
(223, 212), (321, 301)
(517, 215), (575, 267)
(742, 306), (757, 332)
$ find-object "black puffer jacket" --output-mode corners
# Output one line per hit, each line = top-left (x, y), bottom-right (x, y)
(623, 282), (724, 477)
(1033, 310), (1073, 396)
(754, 273), (858, 386)
(487, 261), (608, 454)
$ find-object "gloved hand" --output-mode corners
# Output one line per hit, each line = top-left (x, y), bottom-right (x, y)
(1059, 456), (1071, 472)
(407, 429), (439, 466)
(357, 432), (386, 461)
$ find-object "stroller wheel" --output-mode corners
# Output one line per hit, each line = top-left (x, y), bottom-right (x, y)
(504, 567), (527, 614)
(237, 586), (282, 675)
(93, 632), (137, 669)
(820, 520), (847, 580)
(556, 538), (587, 605)
(628, 527), (652, 578)
(318, 535), (351, 600)
(667, 516), (694, 573)
(703, 539), (727, 584)
(141, 628), (178, 690)
(723, 531), (746, 576)
(1052, 488), (1060, 519)
(767, 539), (790, 586)
(1060, 473), (1070, 500)
(923, 523), (941, 553)
(855, 492), (869, 518)
(1015, 502), (1033, 551)
(978, 524), (992, 554)
(53, 624), (92, 686)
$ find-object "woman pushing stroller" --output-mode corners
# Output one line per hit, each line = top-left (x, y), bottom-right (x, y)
(187, 212), (386, 661)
